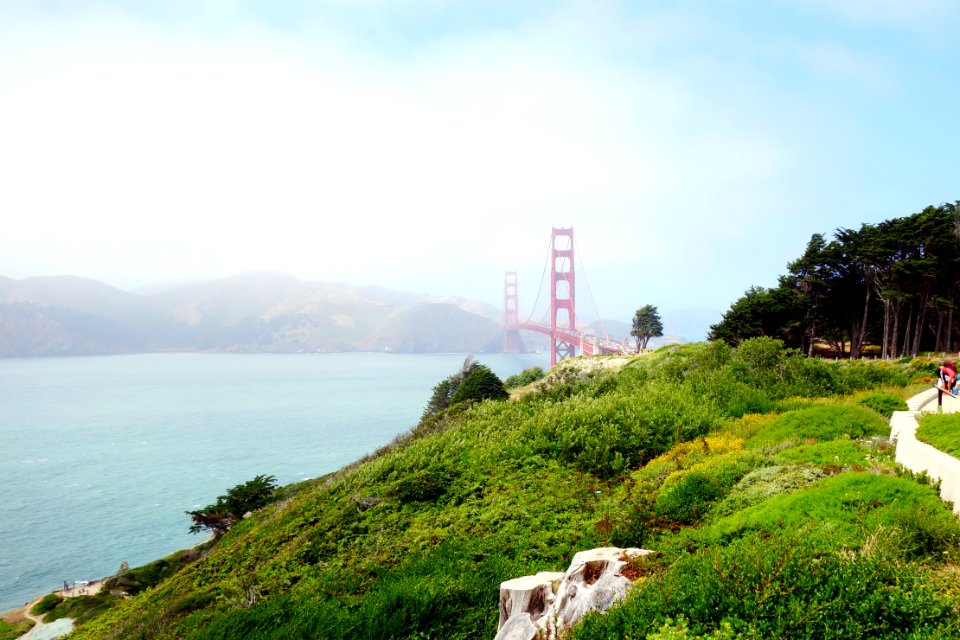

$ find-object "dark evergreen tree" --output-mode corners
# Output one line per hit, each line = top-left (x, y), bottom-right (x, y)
(631, 305), (664, 352)
(711, 201), (960, 357)
(421, 355), (479, 419)
(449, 364), (509, 405)
(187, 474), (278, 536)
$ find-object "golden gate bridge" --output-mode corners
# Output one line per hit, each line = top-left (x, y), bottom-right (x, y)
(503, 227), (629, 366)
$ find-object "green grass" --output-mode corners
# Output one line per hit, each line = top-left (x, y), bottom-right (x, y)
(916, 413), (960, 458)
(0, 618), (34, 640)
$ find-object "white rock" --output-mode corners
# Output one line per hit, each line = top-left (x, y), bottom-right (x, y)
(494, 547), (652, 640)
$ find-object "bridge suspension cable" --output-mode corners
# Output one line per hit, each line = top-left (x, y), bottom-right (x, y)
(574, 235), (611, 341)
(523, 234), (553, 325)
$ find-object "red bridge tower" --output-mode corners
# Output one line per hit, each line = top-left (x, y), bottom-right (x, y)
(503, 271), (524, 353)
(549, 227), (576, 366)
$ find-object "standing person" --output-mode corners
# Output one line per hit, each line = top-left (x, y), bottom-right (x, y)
(939, 361), (957, 395)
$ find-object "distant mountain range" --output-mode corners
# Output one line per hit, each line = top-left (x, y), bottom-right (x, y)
(0, 272), (720, 357)
(0, 272), (507, 357)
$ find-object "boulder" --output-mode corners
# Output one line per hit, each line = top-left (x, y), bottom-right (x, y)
(494, 547), (652, 640)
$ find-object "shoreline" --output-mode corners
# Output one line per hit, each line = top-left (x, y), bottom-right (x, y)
(1, 579), (105, 635)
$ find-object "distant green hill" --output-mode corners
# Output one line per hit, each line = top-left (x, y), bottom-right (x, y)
(64, 340), (959, 639)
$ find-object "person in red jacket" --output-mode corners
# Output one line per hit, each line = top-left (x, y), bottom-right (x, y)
(939, 361), (957, 395)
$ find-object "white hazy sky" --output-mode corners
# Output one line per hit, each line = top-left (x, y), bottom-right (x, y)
(1, 0), (958, 322)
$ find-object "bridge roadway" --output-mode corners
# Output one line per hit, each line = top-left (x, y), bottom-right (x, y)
(506, 321), (628, 356)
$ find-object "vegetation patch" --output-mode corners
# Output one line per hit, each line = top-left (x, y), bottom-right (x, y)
(712, 463), (825, 518)
(745, 403), (889, 448)
(30, 593), (63, 617)
(776, 438), (886, 469)
(68, 341), (959, 640)
(856, 391), (908, 419)
(0, 618), (34, 640)
(504, 366), (545, 390)
(916, 413), (960, 458)
(653, 452), (762, 524)
(573, 526), (956, 639)
(691, 472), (958, 550)
(104, 548), (202, 596)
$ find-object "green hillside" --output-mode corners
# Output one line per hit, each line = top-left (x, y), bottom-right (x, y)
(65, 340), (960, 639)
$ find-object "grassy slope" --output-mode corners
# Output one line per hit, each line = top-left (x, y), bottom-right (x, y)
(72, 341), (959, 639)
(917, 413), (960, 458)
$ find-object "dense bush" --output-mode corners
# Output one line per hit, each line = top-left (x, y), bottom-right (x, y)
(30, 593), (63, 616)
(712, 464), (824, 518)
(856, 391), (907, 418)
(504, 366), (545, 389)
(745, 404), (888, 448)
(692, 472), (956, 550)
(838, 362), (911, 391)
(573, 527), (956, 639)
(654, 452), (760, 524)
(104, 549), (201, 596)
(531, 383), (723, 478)
(448, 364), (508, 405)
(392, 466), (455, 503)
(422, 357), (508, 418)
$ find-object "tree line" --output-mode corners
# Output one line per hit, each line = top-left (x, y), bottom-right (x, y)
(709, 201), (960, 358)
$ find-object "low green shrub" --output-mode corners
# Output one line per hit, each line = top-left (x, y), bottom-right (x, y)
(857, 391), (908, 418)
(42, 592), (119, 624)
(392, 466), (455, 503)
(692, 472), (952, 551)
(30, 593), (63, 616)
(838, 362), (911, 391)
(745, 404), (888, 449)
(190, 542), (515, 640)
(104, 548), (201, 596)
(916, 413), (960, 458)
(713, 464), (824, 518)
(654, 471), (725, 525)
(643, 617), (739, 640)
(0, 619), (34, 640)
(688, 370), (775, 418)
(504, 366), (546, 389)
(893, 503), (960, 560)
(654, 453), (761, 524)
(533, 382), (723, 479)
(775, 439), (859, 467)
(572, 527), (956, 639)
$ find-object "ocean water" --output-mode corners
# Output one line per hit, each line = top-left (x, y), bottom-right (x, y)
(0, 352), (547, 611)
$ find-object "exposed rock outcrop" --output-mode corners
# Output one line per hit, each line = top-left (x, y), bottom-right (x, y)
(495, 547), (652, 640)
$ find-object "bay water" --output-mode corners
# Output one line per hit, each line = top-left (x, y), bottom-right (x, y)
(0, 352), (547, 611)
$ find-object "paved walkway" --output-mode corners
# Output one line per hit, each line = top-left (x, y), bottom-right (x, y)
(890, 387), (960, 514)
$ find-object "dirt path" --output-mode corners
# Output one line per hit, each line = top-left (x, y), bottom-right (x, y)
(4, 580), (104, 640)
(8, 596), (73, 640)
